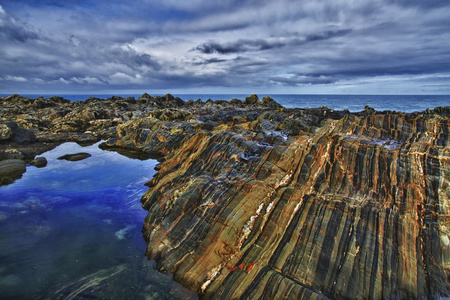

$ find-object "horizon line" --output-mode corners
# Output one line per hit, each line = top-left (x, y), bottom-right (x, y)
(1, 92), (449, 97)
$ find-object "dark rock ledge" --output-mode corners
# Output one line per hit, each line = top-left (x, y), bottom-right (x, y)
(1, 93), (450, 299)
(57, 152), (92, 161)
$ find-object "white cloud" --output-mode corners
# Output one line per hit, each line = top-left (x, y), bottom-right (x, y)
(56, 78), (70, 84)
(70, 76), (106, 85)
(0, 5), (6, 21)
(3, 75), (27, 82)
(108, 72), (144, 85)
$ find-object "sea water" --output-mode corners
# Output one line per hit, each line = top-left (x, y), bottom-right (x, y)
(0, 142), (198, 299)
(3, 94), (448, 113)
(175, 94), (449, 112)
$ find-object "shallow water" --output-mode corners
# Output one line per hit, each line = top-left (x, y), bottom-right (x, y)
(0, 142), (198, 299)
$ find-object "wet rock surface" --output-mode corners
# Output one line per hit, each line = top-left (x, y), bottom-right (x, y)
(1, 93), (450, 299)
(0, 159), (27, 186)
(57, 152), (92, 161)
(30, 157), (48, 168)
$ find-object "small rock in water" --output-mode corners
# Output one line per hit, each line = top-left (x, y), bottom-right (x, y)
(30, 157), (47, 168)
(57, 152), (92, 161)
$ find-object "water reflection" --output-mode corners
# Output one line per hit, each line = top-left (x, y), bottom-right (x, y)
(0, 142), (198, 299)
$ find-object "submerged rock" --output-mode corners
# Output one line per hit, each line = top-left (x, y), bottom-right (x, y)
(57, 152), (91, 161)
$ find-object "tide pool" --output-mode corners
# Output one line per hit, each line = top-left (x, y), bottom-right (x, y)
(0, 142), (198, 299)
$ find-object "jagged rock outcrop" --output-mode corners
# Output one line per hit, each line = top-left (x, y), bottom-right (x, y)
(137, 110), (450, 299)
(0, 94), (279, 157)
(0, 93), (282, 182)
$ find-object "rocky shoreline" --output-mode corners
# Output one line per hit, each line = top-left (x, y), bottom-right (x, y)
(1, 94), (450, 299)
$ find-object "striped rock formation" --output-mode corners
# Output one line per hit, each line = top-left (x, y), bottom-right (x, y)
(136, 110), (450, 299)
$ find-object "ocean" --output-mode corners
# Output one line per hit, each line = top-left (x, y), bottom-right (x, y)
(2, 94), (449, 113)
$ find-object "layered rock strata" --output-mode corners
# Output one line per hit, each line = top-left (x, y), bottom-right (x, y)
(130, 109), (449, 299)
(0, 93), (275, 183)
(0, 94), (278, 160)
(1, 94), (450, 298)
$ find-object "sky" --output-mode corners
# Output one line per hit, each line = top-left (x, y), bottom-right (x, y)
(0, 0), (449, 95)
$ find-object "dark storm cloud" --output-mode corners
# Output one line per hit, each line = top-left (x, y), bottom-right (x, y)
(270, 75), (336, 86)
(0, 7), (40, 42)
(191, 57), (228, 65)
(193, 29), (352, 54)
(0, 0), (449, 94)
(0, 2), (163, 89)
(392, 0), (449, 9)
(0, 23), (40, 42)
(107, 47), (161, 71)
(193, 39), (280, 54)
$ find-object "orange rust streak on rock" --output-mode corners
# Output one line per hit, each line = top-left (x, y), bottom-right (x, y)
(247, 262), (255, 272)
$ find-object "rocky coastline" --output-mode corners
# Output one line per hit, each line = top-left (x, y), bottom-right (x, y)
(1, 94), (450, 299)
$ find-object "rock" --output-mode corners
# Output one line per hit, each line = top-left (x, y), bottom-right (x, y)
(0, 148), (26, 160)
(0, 122), (36, 144)
(139, 93), (152, 100)
(245, 94), (260, 105)
(0, 123), (13, 140)
(100, 118), (202, 159)
(0, 159), (27, 186)
(57, 152), (91, 161)
(275, 118), (307, 135)
(148, 108), (194, 122)
(30, 157), (47, 168)
(138, 111), (450, 299)
(230, 98), (245, 107)
(262, 96), (283, 109)
(0, 159), (26, 175)
(161, 94), (186, 107)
